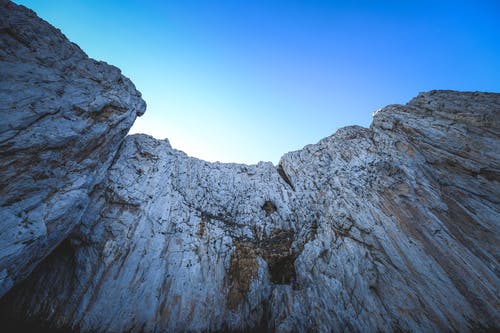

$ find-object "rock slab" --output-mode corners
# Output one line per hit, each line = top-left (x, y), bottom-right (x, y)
(0, 0), (146, 297)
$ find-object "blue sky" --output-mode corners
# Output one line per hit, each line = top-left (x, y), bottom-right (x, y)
(15, 0), (500, 164)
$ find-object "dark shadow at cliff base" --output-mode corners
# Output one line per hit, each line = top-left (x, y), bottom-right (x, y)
(0, 238), (78, 333)
(0, 314), (75, 333)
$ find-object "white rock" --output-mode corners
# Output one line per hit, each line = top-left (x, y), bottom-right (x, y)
(0, 0), (146, 297)
(0, 1), (498, 332)
(4, 91), (499, 332)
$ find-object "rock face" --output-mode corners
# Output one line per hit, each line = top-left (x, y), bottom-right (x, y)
(0, 0), (146, 297)
(0, 1), (499, 333)
(2, 90), (499, 332)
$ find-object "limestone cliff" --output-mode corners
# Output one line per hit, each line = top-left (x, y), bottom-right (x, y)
(0, 0), (146, 297)
(0, 1), (499, 332)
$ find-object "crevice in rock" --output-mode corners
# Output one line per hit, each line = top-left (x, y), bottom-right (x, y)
(276, 164), (295, 191)
(261, 201), (277, 216)
(477, 167), (500, 182)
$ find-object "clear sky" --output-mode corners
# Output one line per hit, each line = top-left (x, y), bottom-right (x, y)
(14, 0), (500, 164)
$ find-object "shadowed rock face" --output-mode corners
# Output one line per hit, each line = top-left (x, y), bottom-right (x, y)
(0, 0), (146, 297)
(0, 1), (499, 333)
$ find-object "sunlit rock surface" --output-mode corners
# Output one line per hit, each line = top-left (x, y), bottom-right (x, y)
(0, 1), (499, 332)
(0, 0), (146, 297)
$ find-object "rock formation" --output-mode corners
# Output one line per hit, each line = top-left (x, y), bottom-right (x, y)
(0, 0), (146, 297)
(0, 1), (498, 332)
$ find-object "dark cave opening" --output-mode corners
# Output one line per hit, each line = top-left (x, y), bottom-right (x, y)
(267, 254), (297, 285)
(0, 238), (77, 333)
(53, 237), (76, 258)
(259, 229), (299, 287)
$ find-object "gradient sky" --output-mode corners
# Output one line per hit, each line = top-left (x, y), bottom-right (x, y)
(15, 0), (500, 164)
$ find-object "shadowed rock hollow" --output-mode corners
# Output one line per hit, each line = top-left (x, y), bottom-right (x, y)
(0, 1), (499, 332)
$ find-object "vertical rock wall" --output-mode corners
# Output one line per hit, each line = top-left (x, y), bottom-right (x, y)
(2, 92), (498, 332)
(0, 0), (146, 297)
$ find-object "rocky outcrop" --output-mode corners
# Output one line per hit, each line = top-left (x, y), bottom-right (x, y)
(2, 89), (499, 332)
(0, 0), (146, 297)
(0, 1), (499, 332)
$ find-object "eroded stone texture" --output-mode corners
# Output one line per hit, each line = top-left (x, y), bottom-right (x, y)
(2, 91), (498, 332)
(0, 0), (146, 296)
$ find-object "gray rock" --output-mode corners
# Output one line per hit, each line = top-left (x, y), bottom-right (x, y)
(0, 0), (146, 297)
(3, 90), (499, 332)
(0, 1), (499, 332)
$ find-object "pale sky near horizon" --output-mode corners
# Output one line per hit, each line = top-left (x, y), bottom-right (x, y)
(15, 0), (500, 164)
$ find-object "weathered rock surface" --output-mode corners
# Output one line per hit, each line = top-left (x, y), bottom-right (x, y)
(0, 0), (146, 297)
(2, 88), (499, 332)
(0, 1), (499, 332)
